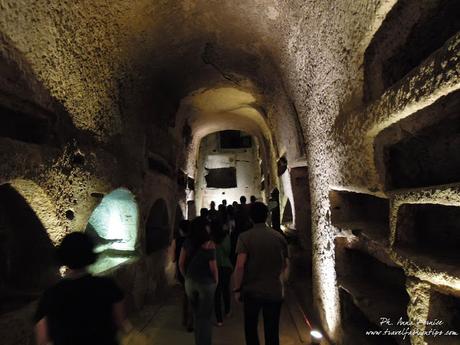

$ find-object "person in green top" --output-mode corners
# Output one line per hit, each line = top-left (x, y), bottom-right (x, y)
(210, 219), (233, 326)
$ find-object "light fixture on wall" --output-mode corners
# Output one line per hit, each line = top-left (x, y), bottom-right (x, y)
(310, 329), (323, 344)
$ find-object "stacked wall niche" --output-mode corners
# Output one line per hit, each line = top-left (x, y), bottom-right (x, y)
(329, 190), (390, 243)
(376, 90), (460, 190)
(340, 289), (399, 345)
(372, 56), (460, 344)
(395, 203), (460, 270)
(364, 0), (460, 103)
(336, 239), (410, 345)
(361, 3), (460, 344)
(331, 191), (411, 344)
(425, 289), (460, 345)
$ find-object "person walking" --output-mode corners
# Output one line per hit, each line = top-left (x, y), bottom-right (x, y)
(230, 196), (253, 265)
(210, 220), (233, 326)
(172, 219), (193, 331)
(208, 201), (218, 221)
(35, 232), (130, 345)
(233, 202), (289, 345)
(226, 205), (236, 236)
(179, 217), (218, 345)
(268, 190), (281, 233)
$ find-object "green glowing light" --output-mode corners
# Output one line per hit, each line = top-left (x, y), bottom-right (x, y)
(85, 188), (138, 272)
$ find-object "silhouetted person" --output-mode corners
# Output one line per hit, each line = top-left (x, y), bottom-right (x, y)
(179, 217), (218, 345)
(250, 195), (257, 204)
(222, 199), (227, 207)
(233, 202), (289, 345)
(238, 196), (252, 231)
(210, 220), (233, 326)
(226, 205), (236, 235)
(239, 196), (252, 229)
(230, 196), (253, 265)
(35, 232), (130, 345)
(172, 220), (193, 331)
(217, 204), (229, 231)
(200, 208), (210, 221)
(269, 190), (281, 232)
(209, 201), (218, 220)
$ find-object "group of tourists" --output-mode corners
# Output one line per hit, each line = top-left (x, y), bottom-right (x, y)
(173, 196), (289, 345)
(32, 196), (288, 345)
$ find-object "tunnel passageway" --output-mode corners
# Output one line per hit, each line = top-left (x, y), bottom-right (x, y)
(0, 1), (459, 344)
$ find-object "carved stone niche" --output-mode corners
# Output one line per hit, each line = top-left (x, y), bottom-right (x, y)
(395, 203), (460, 267)
(329, 190), (389, 243)
(424, 288), (460, 345)
(336, 242), (410, 345)
(375, 90), (460, 190)
(364, 0), (460, 102)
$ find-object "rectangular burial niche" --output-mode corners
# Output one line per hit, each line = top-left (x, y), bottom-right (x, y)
(395, 203), (460, 266)
(424, 289), (460, 345)
(329, 190), (390, 243)
(205, 167), (237, 188)
(219, 130), (252, 149)
(336, 242), (410, 345)
(0, 102), (51, 144)
(340, 289), (400, 345)
(379, 90), (460, 190)
(147, 155), (173, 177)
(364, 0), (460, 102)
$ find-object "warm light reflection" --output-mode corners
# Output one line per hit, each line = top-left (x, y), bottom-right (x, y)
(318, 256), (340, 336)
(315, 200), (340, 339)
(59, 266), (68, 277)
(311, 329), (323, 339)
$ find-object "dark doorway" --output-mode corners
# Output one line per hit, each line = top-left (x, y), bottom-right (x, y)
(0, 184), (57, 314)
(219, 130), (252, 149)
(146, 199), (170, 254)
(282, 198), (293, 224)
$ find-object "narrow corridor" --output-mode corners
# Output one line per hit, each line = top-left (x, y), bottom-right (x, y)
(1, 1), (459, 345)
(129, 286), (305, 345)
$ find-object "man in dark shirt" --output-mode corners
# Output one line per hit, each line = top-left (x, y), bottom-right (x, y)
(35, 232), (128, 345)
(233, 202), (289, 345)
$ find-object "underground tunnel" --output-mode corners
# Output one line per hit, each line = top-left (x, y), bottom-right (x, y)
(0, 1), (459, 345)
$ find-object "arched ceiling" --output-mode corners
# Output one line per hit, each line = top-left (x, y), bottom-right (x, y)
(0, 0), (291, 138)
(176, 86), (274, 176)
(0, 0), (389, 171)
(188, 87), (271, 138)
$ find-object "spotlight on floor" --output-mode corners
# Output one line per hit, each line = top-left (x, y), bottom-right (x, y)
(310, 329), (323, 344)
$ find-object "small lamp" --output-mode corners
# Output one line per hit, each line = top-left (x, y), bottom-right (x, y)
(310, 329), (323, 345)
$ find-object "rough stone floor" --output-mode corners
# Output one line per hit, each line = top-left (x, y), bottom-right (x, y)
(130, 286), (305, 345)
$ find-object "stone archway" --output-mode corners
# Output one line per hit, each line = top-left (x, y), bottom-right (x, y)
(0, 183), (58, 314)
(145, 199), (170, 254)
(85, 188), (138, 273)
(9, 179), (65, 245)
